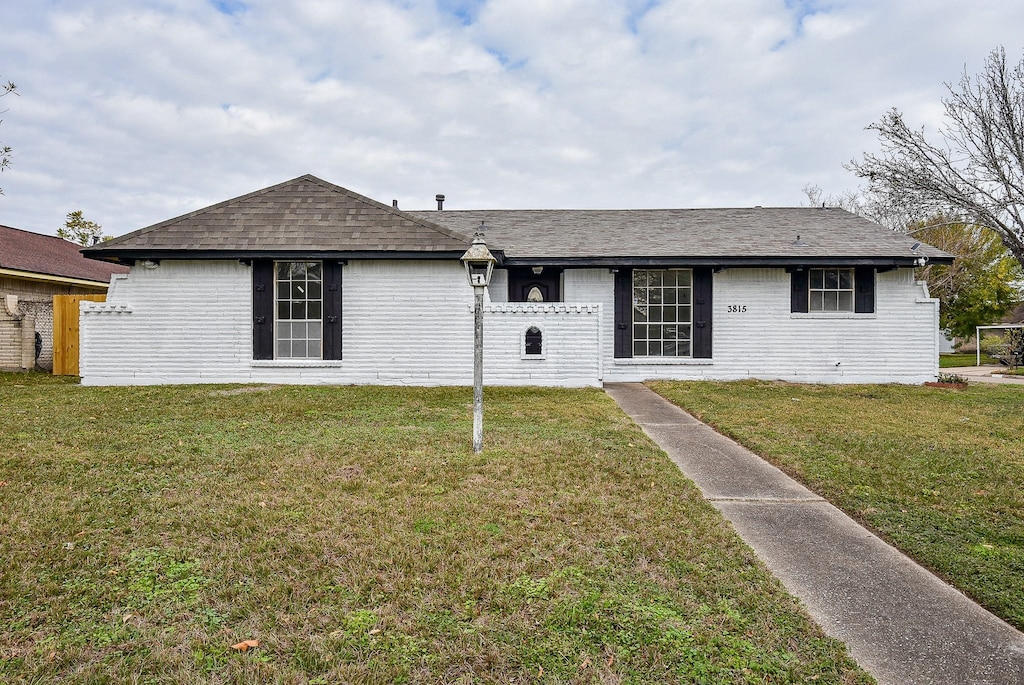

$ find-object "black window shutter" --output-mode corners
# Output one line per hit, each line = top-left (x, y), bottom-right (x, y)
(323, 261), (343, 359)
(790, 269), (809, 313)
(854, 266), (875, 313)
(252, 260), (274, 360)
(613, 269), (633, 358)
(692, 267), (713, 358)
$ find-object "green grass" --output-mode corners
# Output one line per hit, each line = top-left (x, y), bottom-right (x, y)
(648, 380), (1024, 631)
(939, 353), (998, 367)
(0, 380), (870, 684)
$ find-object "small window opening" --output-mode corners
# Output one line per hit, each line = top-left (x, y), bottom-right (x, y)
(525, 326), (543, 355)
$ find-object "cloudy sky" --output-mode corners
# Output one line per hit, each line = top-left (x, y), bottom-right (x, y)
(2, 0), (1023, 238)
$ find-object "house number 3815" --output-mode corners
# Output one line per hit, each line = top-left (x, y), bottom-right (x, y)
(727, 305), (747, 313)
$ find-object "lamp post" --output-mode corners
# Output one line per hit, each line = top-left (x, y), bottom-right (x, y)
(460, 226), (496, 454)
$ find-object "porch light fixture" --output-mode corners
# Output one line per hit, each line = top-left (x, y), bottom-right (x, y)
(460, 224), (496, 453)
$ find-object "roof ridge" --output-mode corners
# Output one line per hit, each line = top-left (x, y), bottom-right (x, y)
(301, 175), (475, 245)
(99, 175), (475, 249)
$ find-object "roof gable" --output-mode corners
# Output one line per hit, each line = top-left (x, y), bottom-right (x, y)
(87, 175), (473, 258)
(0, 224), (129, 282)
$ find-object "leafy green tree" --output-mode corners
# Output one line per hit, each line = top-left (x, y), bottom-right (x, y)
(911, 218), (1023, 339)
(0, 76), (16, 194)
(58, 210), (106, 246)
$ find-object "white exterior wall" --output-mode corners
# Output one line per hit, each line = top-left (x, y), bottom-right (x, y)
(81, 260), (938, 386)
(561, 267), (938, 384)
(79, 260), (600, 386)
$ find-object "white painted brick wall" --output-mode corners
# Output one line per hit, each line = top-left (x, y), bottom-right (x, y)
(80, 261), (938, 386)
(80, 260), (600, 386)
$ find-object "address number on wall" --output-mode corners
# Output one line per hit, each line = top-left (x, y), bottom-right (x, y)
(727, 305), (748, 313)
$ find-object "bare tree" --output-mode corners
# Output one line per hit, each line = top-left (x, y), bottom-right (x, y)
(0, 76), (16, 194)
(848, 47), (1024, 269)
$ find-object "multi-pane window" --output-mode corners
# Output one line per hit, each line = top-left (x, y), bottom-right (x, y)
(809, 268), (854, 312)
(275, 262), (323, 359)
(632, 269), (693, 357)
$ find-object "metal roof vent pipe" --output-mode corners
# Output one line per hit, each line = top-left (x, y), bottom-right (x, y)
(436, 194), (445, 210)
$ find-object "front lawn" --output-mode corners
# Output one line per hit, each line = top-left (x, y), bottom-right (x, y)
(0, 380), (870, 683)
(939, 353), (998, 367)
(648, 380), (1024, 631)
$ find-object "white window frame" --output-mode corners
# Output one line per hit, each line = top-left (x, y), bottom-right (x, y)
(274, 261), (324, 360)
(632, 268), (694, 358)
(809, 267), (855, 312)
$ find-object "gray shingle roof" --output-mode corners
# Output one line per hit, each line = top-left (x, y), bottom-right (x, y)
(84, 175), (953, 266)
(86, 175), (472, 257)
(409, 208), (953, 264)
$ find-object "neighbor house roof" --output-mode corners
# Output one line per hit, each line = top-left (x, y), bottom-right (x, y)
(84, 174), (954, 268)
(84, 175), (472, 261)
(0, 224), (129, 285)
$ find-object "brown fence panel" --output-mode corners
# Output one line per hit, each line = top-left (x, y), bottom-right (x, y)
(52, 294), (106, 376)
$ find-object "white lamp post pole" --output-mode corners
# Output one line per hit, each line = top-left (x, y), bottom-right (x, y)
(472, 282), (485, 452)
(460, 226), (496, 454)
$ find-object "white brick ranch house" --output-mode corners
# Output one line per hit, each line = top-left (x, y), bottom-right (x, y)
(79, 175), (952, 387)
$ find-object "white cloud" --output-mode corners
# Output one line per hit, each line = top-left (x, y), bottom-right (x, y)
(2, 0), (1024, 235)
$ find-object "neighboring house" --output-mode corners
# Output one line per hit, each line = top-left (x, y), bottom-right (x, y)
(0, 224), (129, 371)
(79, 175), (952, 387)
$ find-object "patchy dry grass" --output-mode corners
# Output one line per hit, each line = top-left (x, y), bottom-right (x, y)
(649, 379), (1024, 631)
(0, 380), (870, 683)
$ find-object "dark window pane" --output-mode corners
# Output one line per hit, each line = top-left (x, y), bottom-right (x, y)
(306, 263), (322, 280)
(838, 291), (853, 311)
(677, 270), (692, 286)
(678, 306), (691, 323)
(292, 302), (306, 319)
(648, 341), (662, 356)
(308, 301), (322, 319)
(525, 327), (542, 355)
(634, 341), (646, 356)
(839, 269), (853, 289)
(277, 282), (290, 300)
(649, 308), (662, 322)
(811, 269), (824, 289)
(276, 263), (290, 280)
(307, 282), (322, 299)
(825, 270), (839, 289)
(663, 341), (678, 356)
(811, 292), (824, 311)
(634, 324), (647, 339)
(649, 289), (663, 304)
(277, 302), (289, 320)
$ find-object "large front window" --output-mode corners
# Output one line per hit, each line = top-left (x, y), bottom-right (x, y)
(809, 268), (854, 312)
(632, 269), (693, 357)
(275, 261), (323, 359)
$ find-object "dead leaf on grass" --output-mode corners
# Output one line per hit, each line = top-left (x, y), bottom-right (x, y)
(231, 639), (259, 652)
(580, 655), (592, 670)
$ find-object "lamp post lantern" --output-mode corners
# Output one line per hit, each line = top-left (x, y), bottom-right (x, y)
(460, 225), (496, 454)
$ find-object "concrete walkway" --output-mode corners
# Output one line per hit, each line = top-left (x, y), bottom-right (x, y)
(952, 365), (1024, 385)
(605, 382), (1024, 685)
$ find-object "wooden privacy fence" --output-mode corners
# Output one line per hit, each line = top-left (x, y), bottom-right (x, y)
(52, 294), (105, 376)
